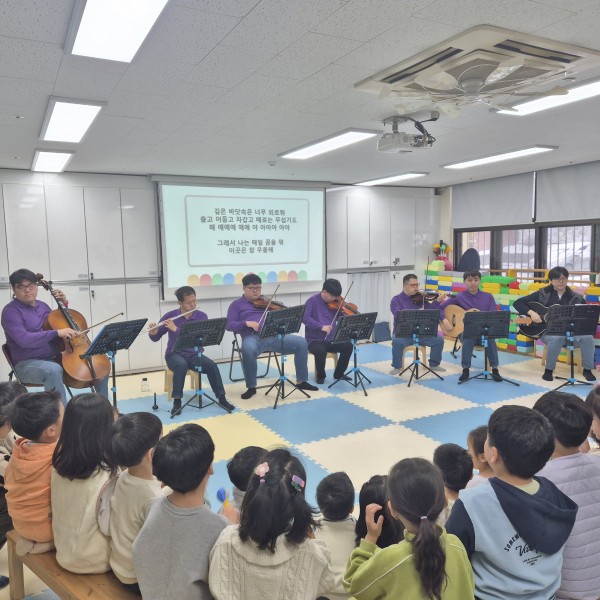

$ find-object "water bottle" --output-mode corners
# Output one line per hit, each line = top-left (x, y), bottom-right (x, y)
(141, 377), (149, 392)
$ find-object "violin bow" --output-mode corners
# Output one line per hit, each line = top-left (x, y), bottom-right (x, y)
(324, 281), (354, 340)
(256, 284), (281, 329)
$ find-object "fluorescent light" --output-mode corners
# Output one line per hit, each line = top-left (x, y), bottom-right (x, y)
(280, 130), (378, 159)
(41, 98), (103, 143)
(357, 173), (428, 186)
(498, 80), (600, 116)
(443, 146), (556, 170)
(68, 0), (169, 63)
(32, 151), (74, 173)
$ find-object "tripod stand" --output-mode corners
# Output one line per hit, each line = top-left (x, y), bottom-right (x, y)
(328, 312), (377, 396)
(545, 304), (600, 390)
(460, 311), (519, 387)
(170, 317), (228, 418)
(396, 310), (443, 387)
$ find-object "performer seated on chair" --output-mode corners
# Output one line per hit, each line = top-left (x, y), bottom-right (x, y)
(1, 268), (108, 405)
(513, 266), (597, 382)
(148, 286), (234, 415)
(442, 270), (503, 383)
(302, 278), (353, 384)
(389, 274), (447, 376)
(226, 274), (319, 399)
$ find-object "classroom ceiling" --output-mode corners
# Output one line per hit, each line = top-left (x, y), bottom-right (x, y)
(2, 0), (600, 188)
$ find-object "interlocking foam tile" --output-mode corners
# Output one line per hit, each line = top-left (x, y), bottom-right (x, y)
(404, 406), (495, 446)
(486, 392), (553, 410)
(23, 592), (60, 600)
(248, 396), (392, 444)
(298, 425), (441, 488)
(340, 384), (478, 422)
(351, 342), (396, 363)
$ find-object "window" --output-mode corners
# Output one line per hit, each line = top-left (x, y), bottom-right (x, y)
(500, 228), (536, 275)
(545, 225), (592, 272)
(460, 230), (491, 270)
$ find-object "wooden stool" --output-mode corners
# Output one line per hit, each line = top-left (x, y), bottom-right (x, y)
(164, 368), (200, 401)
(402, 345), (428, 369)
(313, 352), (339, 382)
(541, 346), (583, 374)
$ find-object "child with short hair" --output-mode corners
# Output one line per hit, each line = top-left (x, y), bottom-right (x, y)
(465, 426), (493, 488)
(5, 391), (63, 551)
(314, 472), (356, 600)
(344, 458), (474, 599)
(133, 423), (228, 600)
(433, 443), (473, 525)
(355, 475), (403, 548)
(447, 405), (578, 600)
(51, 393), (117, 574)
(534, 390), (600, 600)
(209, 448), (334, 600)
(585, 386), (600, 454)
(106, 412), (163, 596)
(222, 445), (266, 519)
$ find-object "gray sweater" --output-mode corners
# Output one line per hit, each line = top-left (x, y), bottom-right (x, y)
(133, 496), (227, 600)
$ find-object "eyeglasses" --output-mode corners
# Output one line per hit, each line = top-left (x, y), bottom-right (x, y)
(15, 283), (37, 291)
(552, 278), (568, 283)
(245, 286), (262, 291)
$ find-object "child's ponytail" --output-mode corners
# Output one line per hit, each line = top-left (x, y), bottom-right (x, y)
(413, 515), (446, 600)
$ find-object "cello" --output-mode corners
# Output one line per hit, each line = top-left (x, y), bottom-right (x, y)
(37, 274), (111, 389)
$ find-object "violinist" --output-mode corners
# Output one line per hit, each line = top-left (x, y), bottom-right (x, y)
(226, 274), (318, 399)
(389, 274), (447, 375)
(302, 279), (353, 384)
(148, 286), (234, 416)
(1, 269), (108, 405)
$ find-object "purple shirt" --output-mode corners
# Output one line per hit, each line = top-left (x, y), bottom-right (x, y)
(148, 308), (208, 357)
(226, 297), (268, 339)
(443, 290), (498, 312)
(303, 293), (340, 343)
(1, 298), (60, 365)
(390, 292), (441, 329)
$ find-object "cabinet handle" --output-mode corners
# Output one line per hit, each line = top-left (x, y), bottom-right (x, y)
(91, 290), (95, 300)
(90, 272), (94, 280)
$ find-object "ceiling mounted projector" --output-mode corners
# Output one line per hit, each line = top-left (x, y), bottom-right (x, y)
(377, 116), (436, 153)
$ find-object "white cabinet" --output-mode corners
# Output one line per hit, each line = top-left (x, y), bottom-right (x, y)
(369, 195), (391, 268)
(84, 187), (125, 280)
(390, 197), (416, 266)
(126, 282), (162, 371)
(0, 188), (9, 283)
(46, 186), (89, 281)
(346, 195), (371, 268)
(325, 194), (347, 270)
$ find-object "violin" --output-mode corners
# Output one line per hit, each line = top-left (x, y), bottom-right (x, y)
(37, 274), (111, 389)
(251, 297), (286, 311)
(327, 298), (359, 316)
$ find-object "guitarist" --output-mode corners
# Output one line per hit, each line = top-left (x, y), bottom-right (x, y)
(442, 270), (503, 382)
(513, 266), (597, 382)
(389, 274), (447, 375)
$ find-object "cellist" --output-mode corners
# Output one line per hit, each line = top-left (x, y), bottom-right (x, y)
(302, 278), (354, 384)
(1, 269), (109, 404)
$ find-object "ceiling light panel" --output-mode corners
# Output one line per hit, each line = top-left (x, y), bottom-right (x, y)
(32, 151), (74, 173)
(358, 173), (428, 186)
(41, 99), (103, 143)
(280, 130), (378, 159)
(443, 146), (556, 169)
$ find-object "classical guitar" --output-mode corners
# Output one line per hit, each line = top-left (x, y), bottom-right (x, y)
(516, 302), (561, 339)
(444, 305), (530, 338)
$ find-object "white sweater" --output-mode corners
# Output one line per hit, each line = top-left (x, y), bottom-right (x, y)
(209, 525), (334, 600)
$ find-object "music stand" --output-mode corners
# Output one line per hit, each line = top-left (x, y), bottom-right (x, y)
(395, 309), (443, 387)
(81, 319), (148, 408)
(260, 305), (307, 409)
(460, 311), (519, 387)
(328, 312), (377, 396)
(170, 317), (228, 417)
(545, 304), (600, 390)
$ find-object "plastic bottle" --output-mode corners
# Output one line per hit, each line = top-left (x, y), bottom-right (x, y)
(141, 377), (149, 392)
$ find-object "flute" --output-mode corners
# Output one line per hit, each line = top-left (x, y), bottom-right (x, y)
(143, 308), (196, 333)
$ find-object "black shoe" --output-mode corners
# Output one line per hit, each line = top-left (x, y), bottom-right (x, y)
(0, 575), (8, 590)
(491, 368), (502, 382)
(334, 374), (352, 382)
(171, 398), (182, 417)
(583, 369), (597, 382)
(241, 387), (256, 400)
(459, 368), (469, 382)
(218, 397), (235, 412)
(542, 369), (554, 382)
(316, 376), (325, 384)
(297, 381), (319, 392)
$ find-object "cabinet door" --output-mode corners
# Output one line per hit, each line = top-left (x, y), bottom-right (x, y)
(325, 194), (347, 270)
(3, 184), (50, 277)
(390, 197), (416, 266)
(89, 283), (129, 372)
(84, 187), (124, 280)
(126, 282), (163, 371)
(346, 195), (370, 269)
(369, 196), (391, 267)
(121, 189), (159, 278)
(46, 186), (89, 281)
(0, 188), (10, 284)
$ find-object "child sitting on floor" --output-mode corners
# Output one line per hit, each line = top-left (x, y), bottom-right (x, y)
(465, 426), (494, 488)
(585, 386), (600, 454)
(433, 443), (473, 525)
(5, 391), (63, 554)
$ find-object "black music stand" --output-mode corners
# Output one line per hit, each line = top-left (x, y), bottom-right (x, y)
(81, 319), (148, 409)
(261, 305), (308, 409)
(460, 311), (519, 387)
(545, 304), (600, 390)
(328, 312), (377, 396)
(171, 317), (228, 417)
(395, 309), (443, 387)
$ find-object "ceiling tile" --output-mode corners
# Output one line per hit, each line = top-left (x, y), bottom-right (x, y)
(174, 0), (260, 18)
(0, 36), (62, 81)
(53, 61), (123, 101)
(0, 77), (54, 109)
(0, 0), (73, 44)
(158, 83), (228, 113)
